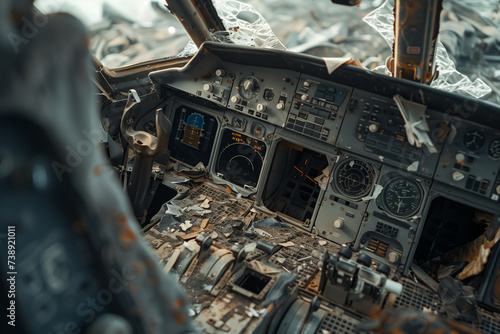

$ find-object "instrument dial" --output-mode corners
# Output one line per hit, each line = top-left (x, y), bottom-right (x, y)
(382, 177), (423, 217)
(232, 117), (246, 130)
(462, 129), (486, 151)
(488, 138), (500, 159)
(238, 76), (260, 100)
(334, 159), (375, 199)
(216, 130), (266, 189)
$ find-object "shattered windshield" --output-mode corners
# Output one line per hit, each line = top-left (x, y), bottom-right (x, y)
(34, 0), (500, 102)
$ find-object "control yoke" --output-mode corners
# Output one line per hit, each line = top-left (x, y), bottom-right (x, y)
(120, 89), (171, 221)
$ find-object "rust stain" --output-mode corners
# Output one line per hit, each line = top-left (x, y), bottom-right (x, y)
(93, 165), (102, 176)
(146, 257), (154, 269)
(120, 228), (137, 243)
(225, 185), (232, 194)
(133, 260), (144, 274)
(116, 214), (128, 226)
(173, 298), (185, 309)
(174, 310), (188, 326)
(173, 299), (188, 325)
(149, 278), (159, 286)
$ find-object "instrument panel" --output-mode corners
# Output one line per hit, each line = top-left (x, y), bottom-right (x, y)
(286, 75), (351, 144)
(150, 45), (500, 272)
(435, 120), (500, 202)
(228, 67), (299, 126)
(337, 89), (445, 178)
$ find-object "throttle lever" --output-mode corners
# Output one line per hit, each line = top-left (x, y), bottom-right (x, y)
(120, 89), (171, 222)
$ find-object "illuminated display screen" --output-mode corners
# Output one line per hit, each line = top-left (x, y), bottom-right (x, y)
(215, 130), (267, 189)
(169, 106), (218, 167)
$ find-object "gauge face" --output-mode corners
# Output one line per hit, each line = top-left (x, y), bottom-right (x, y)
(488, 138), (500, 159)
(250, 122), (265, 137)
(382, 177), (422, 217)
(462, 129), (486, 151)
(238, 76), (259, 100)
(334, 159), (375, 199)
(216, 130), (266, 189)
(232, 117), (246, 130)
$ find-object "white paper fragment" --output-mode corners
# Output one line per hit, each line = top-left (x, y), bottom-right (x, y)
(200, 199), (211, 209)
(251, 260), (281, 274)
(183, 204), (211, 216)
(180, 220), (192, 231)
(379, 156), (384, 162)
(253, 228), (272, 238)
(173, 161), (207, 173)
(448, 124), (458, 144)
(407, 161), (419, 172)
(279, 242), (295, 248)
(393, 94), (438, 154)
(322, 57), (353, 75)
(249, 308), (260, 317)
(362, 184), (384, 201)
(314, 166), (330, 191)
(319, 240), (327, 246)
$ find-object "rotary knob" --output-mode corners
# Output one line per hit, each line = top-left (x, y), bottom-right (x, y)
(276, 102), (285, 110)
(388, 252), (400, 264)
(455, 153), (466, 162)
(303, 81), (311, 87)
(257, 103), (267, 112)
(203, 84), (213, 92)
(301, 94), (308, 102)
(231, 95), (241, 104)
(369, 123), (379, 133)
(215, 68), (226, 77)
(238, 76), (260, 100)
(452, 171), (465, 182)
(333, 218), (344, 229)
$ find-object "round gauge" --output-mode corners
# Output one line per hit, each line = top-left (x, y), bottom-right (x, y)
(334, 159), (375, 199)
(462, 129), (486, 151)
(216, 131), (266, 189)
(488, 138), (500, 159)
(238, 76), (259, 100)
(382, 177), (423, 217)
(250, 122), (265, 137)
(232, 117), (246, 130)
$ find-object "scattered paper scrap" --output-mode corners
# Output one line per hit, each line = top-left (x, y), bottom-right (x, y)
(393, 94), (438, 154)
